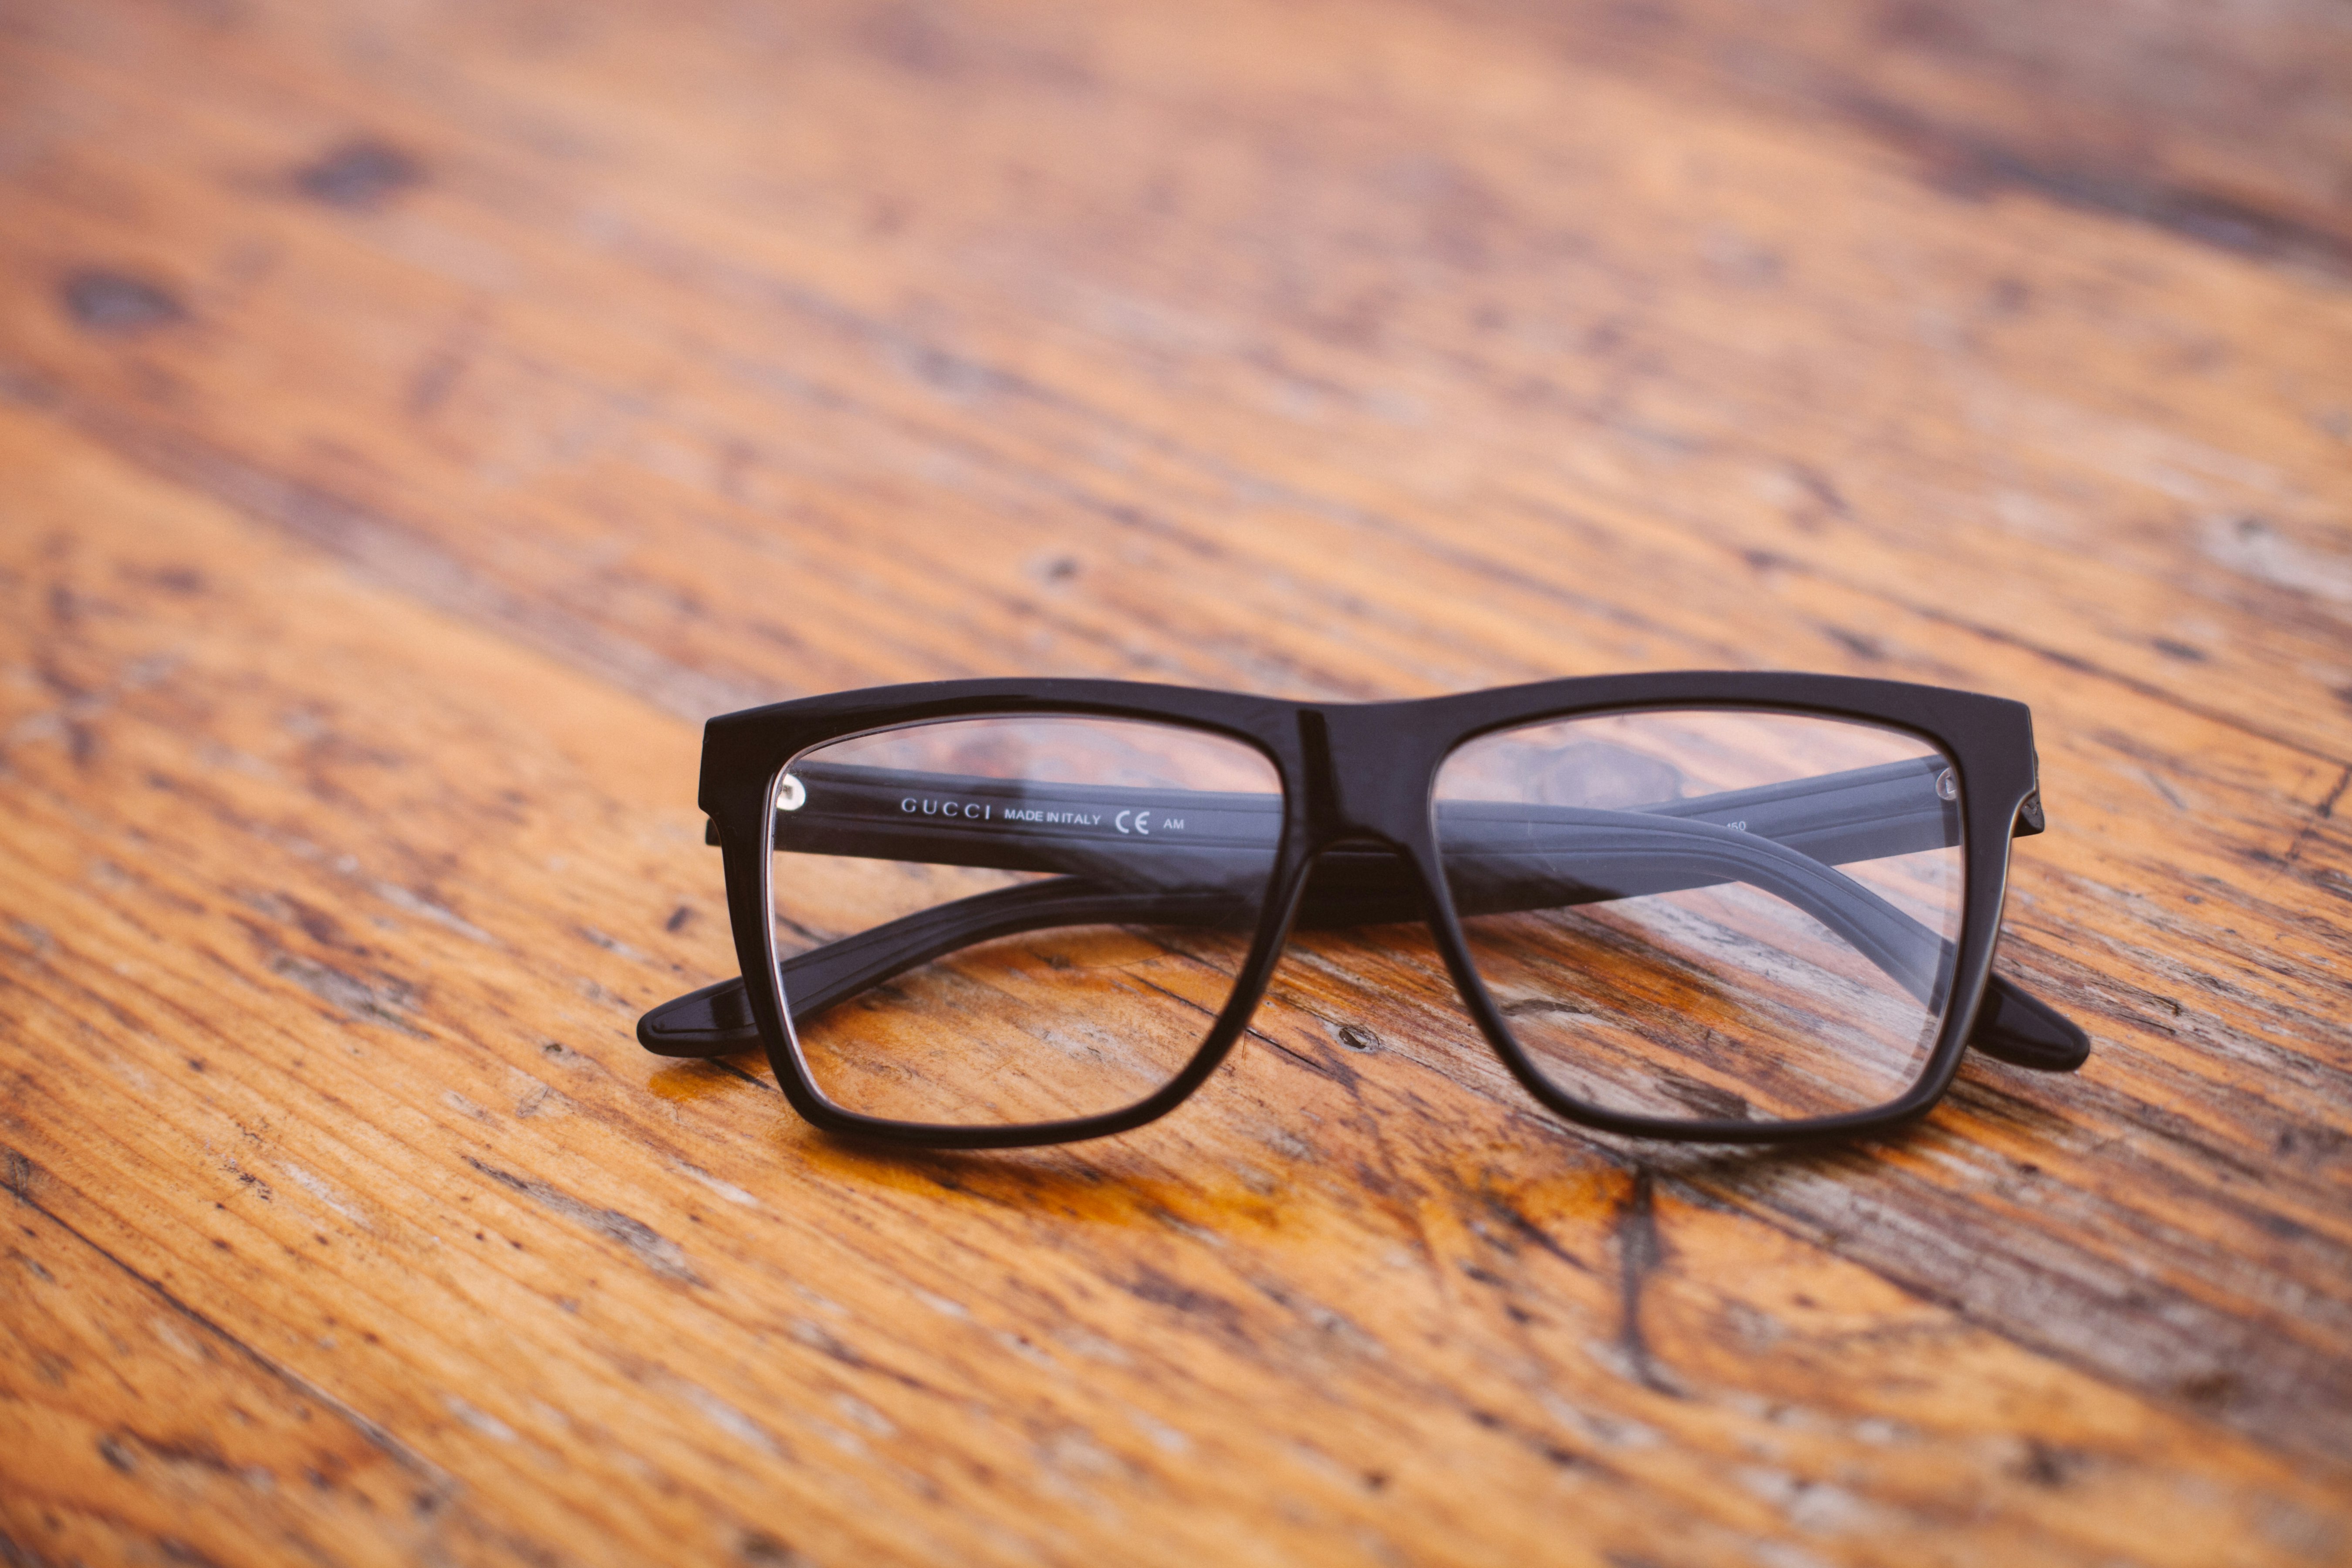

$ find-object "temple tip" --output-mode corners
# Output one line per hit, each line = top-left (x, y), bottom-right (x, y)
(637, 975), (764, 1058)
(1968, 973), (2091, 1072)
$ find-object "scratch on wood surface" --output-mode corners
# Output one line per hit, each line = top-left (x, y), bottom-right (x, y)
(9, 1183), (458, 1501)
(264, 951), (430, 1039)
(671, 1159), (762, 1207)
(441, 1393), (518, 1444)
(277, 1162), (372, 1229)
(618, 1360), (790, 1460)
(461, 1156), (702, 1285)
(2202, 517), (2352, 609)
(370, 880), (497, 945)
(2272, 765), (2351, 880)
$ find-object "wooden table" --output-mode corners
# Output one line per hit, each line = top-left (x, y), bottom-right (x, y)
(5, 1), (2349, 1562)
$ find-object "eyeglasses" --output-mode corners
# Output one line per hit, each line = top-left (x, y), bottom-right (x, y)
(638, 673), (2087, 1149)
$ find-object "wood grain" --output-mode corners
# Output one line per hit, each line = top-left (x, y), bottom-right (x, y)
(3, 1), (2348, 1563)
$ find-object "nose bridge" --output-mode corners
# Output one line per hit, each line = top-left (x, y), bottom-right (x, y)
(1300, 703), (1433, 847)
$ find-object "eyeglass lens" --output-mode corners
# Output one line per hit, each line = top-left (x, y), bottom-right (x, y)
(768, 716), (1283, 1128)
(1434, 709), (1967, 1124)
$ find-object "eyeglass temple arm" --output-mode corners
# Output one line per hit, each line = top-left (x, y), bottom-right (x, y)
(642, 761), (2085, 1072)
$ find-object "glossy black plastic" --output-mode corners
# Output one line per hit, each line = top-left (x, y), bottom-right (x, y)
(644, 673), (2088, 1149)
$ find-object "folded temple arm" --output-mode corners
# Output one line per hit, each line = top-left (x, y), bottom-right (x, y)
(640, 757), (2088, 1071)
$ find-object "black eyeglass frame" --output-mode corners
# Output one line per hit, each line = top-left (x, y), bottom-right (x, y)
(689, 672), (2062, 1150)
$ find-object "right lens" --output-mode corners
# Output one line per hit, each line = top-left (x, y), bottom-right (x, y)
(1435, 708), (1965, 1125)
(765, 716), (1282, 1129)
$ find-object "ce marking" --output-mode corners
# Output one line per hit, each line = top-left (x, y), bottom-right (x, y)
(1115, 809), (1153, 835)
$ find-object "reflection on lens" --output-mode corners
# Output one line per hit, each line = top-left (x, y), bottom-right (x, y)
(1435, 710), (1965, 1124)
(768, 717), (1281, 1128)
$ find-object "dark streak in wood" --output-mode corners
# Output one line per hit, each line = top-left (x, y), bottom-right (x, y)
(58, 271), (185, 335)
(293, 140), (424, 211)
(1838, 91), (2352, 277)
(460, 1156), (703, 1285)
(1612, 1169), (1678, 1396)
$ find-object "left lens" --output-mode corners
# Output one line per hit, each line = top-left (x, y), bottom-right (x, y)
(766, 716), (1282, 1129)
(1434, 708), (1965, 1125)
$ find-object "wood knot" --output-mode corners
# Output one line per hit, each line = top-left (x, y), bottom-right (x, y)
(60, 270), (185, 334)
(296, 139), (424, 210)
